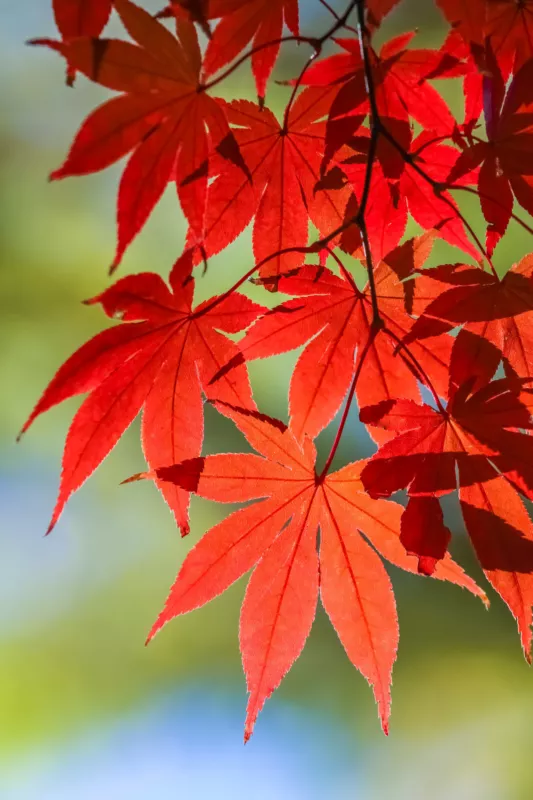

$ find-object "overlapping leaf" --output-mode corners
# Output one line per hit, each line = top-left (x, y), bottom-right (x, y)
(189, 88), (354, 278)
(448, 47), (533, 254)
(53, 0), (112, 37)
(437, 0), (533, 75)
(407, 255), (533, 379)
(25, 0), (533, 739)
(300, 30), (461, 177)
(21, 253), (263, 534)
(51, 0), (112, 84)
(361, 332), (533, 657)
(341, 130), (480, 260)
(213, 235), (453, 443)
(161, 0), (298, 101)
(35, 0), (248, 270)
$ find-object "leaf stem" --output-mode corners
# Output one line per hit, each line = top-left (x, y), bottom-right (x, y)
(319, 327), (378, 479)
(384, 326), (447, 415)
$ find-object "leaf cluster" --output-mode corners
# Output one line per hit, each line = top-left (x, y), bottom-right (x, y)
(24, 0), (533, 738)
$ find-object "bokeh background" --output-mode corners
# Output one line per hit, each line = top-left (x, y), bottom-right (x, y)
(2, 1), (533, 798)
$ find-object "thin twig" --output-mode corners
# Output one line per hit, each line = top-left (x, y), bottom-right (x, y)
(202, 36), (308, 92)
(283, 0), (358, 130)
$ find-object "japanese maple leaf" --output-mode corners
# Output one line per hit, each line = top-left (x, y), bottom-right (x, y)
(132, 403), (485, 740)
(189, 88), (354, 279)
(20, 252), (263, 534)
(161, 0), (298, 101)
(53, 0), (111, 37)
(319, 141), (408, 263)
(407, 255), (533, 380)
(301, 32), (459, 147)
(203, 0), (299, 104)
(34, 0), (247, 271)
(448, 50), (533, 255)
(212, 235), (454, 443)
(341, 130), (480, 261)
(360, 331), (533, 657)
(437, 0), (533, 75)
(50, 0), (112, 84)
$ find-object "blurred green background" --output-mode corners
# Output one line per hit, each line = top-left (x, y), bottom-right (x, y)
(2, 1), (533, 798)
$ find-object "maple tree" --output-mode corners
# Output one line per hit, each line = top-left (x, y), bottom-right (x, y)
(23, 0), (533, 739)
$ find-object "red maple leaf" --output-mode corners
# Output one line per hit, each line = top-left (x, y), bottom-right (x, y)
(407, 255), (533, 380)
(448, 48), (533, 255)
(203, 0), (299, 103)
(437, 0), (533, 75)
(189, 88), (354, 278)
(20, 252), (264, 534)
(161, 0), (298, 101)
(53, 0), (112, 39)
(301, 31), (460, 150)
(33, 0), (248, 271)
(214, 235), (453, 443)
(339, 129), (480, 260)
(321, 123), (411, 261)
(131, 403), (485, 740)
(50, 0), (112, 84)
(360, 331), (533, 657)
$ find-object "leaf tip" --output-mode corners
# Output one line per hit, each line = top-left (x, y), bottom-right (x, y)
(243, 725), (253, 745)
(109, 258), (121, 276)
(146, 610), (169, 645)
(520, 624), (532, 664)
(26, 37), (54, 48)
(209, 352), (245, 385)
(145, 626), (158, 647)
(49, 167), (64, 183)
(121, 471), (150, 485)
